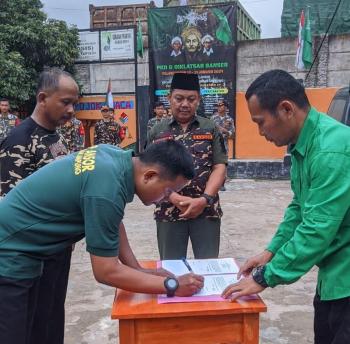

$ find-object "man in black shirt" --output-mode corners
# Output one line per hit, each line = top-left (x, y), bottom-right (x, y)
(0, 68), (79, 344)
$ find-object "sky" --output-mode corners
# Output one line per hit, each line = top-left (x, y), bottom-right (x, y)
(41, 0), (283, 39)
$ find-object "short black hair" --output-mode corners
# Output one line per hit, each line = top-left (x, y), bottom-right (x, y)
(36, 68), (75, 96)
(140, 140), (194, 180)
(154, 102), (164, 108)
(0, 98), (9, 103)
(245, 69), (310, 114)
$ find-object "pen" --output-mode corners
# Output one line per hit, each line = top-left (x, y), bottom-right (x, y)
(182, 257), (193, 272)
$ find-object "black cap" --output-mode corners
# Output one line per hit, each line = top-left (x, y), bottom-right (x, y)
(170, 73), (200, 92)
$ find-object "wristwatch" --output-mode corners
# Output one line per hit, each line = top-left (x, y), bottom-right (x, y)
(201, 193), (215, 206)
(252, 265), (269, 288)
(164, 277), (179, 297)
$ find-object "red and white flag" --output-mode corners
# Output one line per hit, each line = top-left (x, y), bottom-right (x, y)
(295, 10), (305, 70)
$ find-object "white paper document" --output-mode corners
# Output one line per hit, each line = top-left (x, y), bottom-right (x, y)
(195, 274), (239, 296)
(161, 258), (239, 276)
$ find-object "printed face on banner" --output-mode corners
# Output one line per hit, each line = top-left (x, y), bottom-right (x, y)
(148, 5), (237, 119)
(183, 27), (201, 53)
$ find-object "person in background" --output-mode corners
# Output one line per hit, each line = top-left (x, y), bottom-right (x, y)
(211, 100), (235, 191)
(222, 69), (350, 344)
(212, 100), (235, 153)
(0, 68), (79, 344)
(148, 73), (227, 260)
(58, 116), (85, 152)
(0, 98), (20, 143)
(94, 105), (123, 146)
(164, 107), (173, 120)
(147, 102), (166, 133)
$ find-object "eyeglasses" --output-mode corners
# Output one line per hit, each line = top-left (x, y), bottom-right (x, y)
(101, 109), (108, 113)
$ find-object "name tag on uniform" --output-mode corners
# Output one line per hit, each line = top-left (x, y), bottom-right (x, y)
(192, 134), (213, 140)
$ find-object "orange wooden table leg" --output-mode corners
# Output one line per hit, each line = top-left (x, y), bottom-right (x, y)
(242, 313), (259, 344)
(119, 319), (135, 344)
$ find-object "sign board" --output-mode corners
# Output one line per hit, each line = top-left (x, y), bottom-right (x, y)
(100, 29), (135, 61)
(77, 31), (100, 62)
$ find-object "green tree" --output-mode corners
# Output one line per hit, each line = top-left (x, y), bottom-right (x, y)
(0, 0), (79, 113)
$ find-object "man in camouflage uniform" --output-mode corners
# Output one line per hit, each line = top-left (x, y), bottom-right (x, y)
(0, 68), (79, 344)
(58, 116), (84, 152)
(212, 100), (235, 153)
(147, 101), (166, 133)
(0, 98), (20, 143)
(212, 100), (235, 191)
(147, 73), (227, 260)
(94, 105), (122, 146)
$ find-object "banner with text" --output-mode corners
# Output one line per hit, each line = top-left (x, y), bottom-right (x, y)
(77, 31), (100, 62)
(77, 28), (135, 63)
(148, 4), (237, 118)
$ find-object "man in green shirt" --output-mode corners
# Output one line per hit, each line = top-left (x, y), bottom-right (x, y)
(0, 141), (204, 344)
(222, 70), (350, 343)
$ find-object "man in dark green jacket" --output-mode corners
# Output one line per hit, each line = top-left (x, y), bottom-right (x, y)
(222, 70), (350, 344)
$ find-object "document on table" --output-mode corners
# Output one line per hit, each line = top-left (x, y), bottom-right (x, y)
(161, 258), (239, 276)
(158, 258), (241, 302)
(196, 274), (239, 296)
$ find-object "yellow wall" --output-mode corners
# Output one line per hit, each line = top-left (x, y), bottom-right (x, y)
(234, 87), (339, 159)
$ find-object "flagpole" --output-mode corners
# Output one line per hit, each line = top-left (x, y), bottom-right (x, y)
(305, 0), (343, 82)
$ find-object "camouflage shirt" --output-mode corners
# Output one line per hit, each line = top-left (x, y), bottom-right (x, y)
(147, 116), (164, 133)
(147, 115), (227, 222)
(0, 117), (69, 196)
(94, 119), (121, 146)
(0, 113), (19, 143)
(58, 118), (84, 152)
(211, 113), (235, 152)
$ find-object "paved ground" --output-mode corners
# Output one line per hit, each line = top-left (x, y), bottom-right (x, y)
(65, 179), (316, 344)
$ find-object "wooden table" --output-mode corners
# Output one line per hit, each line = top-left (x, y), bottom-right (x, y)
(111, 261), (267, 344)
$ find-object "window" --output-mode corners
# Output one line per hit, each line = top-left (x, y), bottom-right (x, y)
(328, 98), (347, 123)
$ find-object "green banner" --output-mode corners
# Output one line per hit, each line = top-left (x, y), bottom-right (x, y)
(148, 4), (237, 118)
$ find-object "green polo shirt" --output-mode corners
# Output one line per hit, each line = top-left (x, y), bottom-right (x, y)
(0, 144), (134, 279)
(264, 107), (350, 300)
